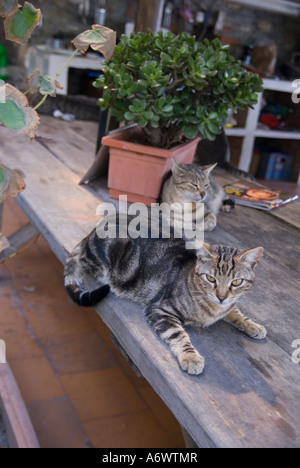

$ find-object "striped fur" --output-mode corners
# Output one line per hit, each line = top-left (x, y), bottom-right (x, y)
(64, 221), (266, 375)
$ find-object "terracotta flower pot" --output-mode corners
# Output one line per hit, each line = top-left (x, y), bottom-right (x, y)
(102, 126), (200, 206)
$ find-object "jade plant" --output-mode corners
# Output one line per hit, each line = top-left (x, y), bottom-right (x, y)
(94, 31), (263, 149)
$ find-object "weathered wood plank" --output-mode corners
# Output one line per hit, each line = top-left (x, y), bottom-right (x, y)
(65, 118), (99, 146)
(267, 202), (300, 231)
(35, 115), (96, 179)
(215, 206), (300, 273)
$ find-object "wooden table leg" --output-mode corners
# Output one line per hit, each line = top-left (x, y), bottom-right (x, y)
(181, 427), (199, 448)
(0, 222), (39, 262)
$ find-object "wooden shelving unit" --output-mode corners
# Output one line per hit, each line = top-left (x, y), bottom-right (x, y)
(225, 79), (300, 183)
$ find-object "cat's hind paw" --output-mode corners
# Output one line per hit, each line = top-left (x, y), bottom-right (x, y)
(178, 350), (205, 375)
(221, 199), (235, 213)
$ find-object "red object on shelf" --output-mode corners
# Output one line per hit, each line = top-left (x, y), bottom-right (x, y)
(259, 113), (280, 128)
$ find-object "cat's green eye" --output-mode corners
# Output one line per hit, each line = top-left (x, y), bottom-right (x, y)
(206, 275), (216, 283)
(231, 279), (243, 287)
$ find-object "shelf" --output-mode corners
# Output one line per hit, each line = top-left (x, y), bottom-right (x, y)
(226, 128), (300, 139)
(225, 128), (247, 137)
(228, 0), (300, 16)
(230, 78), (300, 183)
(255, 130), (300, 139)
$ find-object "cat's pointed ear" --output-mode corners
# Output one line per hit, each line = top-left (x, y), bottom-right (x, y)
(191, 239), (218, 259)
(203, 163), (218, 176)
(171, 156), (185, 173)
(236, 247), (264, 269)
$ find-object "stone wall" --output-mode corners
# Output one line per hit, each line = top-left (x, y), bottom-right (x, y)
(1, 1), (299, 71)
(194, 0), (299, 66)
(35, 0), (299, 66)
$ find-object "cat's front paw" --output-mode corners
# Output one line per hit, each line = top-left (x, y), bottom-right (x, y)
(178, 350), (205, 375)
(204, 213), (217, 232)
(246, 322), (267, 340)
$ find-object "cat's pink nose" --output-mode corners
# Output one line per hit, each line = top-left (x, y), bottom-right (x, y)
(217, 294), (226, 303)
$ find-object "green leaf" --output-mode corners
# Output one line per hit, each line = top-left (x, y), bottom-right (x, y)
(0, 83), (39, 139)
(137, 116), (147, 127)
(206, 55), (218, 69)
(38, 75), (63, 97)
(182, 125), (198, 140)
(143, 111), (154, 120)
(155, 39), (164, 50)
(28, 69), (63, 97)
(0, 99), (26, 130)
(161, 52), (172, 64)
(207, 120), (219, 134)
(4, 2), (41, 45)
(162, 104), (173, 113)
(124, 111), (134, 121)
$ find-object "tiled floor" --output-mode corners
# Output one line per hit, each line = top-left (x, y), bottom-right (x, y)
(0, 198), (185, 448)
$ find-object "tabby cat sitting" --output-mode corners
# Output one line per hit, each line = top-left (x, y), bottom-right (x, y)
(161, 158), (233, 232)
(64, 219), (266, 375)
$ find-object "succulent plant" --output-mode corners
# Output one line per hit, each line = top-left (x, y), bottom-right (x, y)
(94, 31), (263, 149)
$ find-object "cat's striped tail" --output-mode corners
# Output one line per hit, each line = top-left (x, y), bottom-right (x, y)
(64, 243), (110, 307)
(65, 282), (110, 307)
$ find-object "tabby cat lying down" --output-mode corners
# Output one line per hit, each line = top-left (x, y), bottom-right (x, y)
(64, 219), (266, 375)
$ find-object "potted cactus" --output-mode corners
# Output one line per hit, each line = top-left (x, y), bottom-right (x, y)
(94, 31), (263, 205)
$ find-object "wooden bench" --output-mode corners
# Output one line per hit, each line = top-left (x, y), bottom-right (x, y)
(1, 115), (299, 448)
